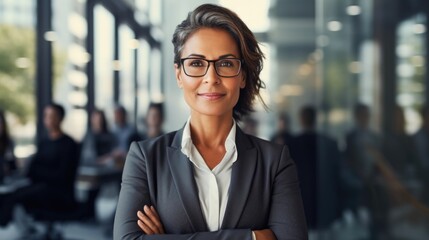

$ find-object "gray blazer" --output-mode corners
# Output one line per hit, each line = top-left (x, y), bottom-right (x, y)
(113, 126), (308, 240)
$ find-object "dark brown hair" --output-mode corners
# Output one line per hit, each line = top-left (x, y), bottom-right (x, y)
(92, 109), (109, 133)
(172, 4), (266, 120)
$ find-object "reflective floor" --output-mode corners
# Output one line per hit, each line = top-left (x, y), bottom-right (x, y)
(0, 190), (117, 240)
(0, 221), (111, 240)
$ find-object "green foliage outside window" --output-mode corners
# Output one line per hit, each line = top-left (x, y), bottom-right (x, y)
(0, 24), (35, 123)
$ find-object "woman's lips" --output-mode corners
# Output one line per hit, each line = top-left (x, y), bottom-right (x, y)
(198, 93), (226, 100)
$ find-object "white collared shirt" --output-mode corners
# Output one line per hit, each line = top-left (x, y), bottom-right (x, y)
(181, 117), (238, 231)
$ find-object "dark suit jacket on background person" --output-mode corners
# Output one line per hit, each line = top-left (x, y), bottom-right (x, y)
(289, 130), (340, 230)
(114, 126), (308, 240)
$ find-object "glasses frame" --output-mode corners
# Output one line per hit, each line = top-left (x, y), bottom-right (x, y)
(180, 58), (242, 78)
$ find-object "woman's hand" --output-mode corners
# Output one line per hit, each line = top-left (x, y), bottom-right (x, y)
(254, 229), (276, 240)
(137, 205), (165, 235)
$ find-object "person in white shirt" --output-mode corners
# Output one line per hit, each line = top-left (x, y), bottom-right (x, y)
(113, 4), (307, 240)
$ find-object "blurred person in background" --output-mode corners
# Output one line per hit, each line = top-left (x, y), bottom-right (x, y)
(111, 105), (135, 167)
(344, 103), (381, 210)
(128, 102), (166, 143)
(270, 112), (293, 146)
(344, 103), (386, 240)
(3, 103), (79, 236)
(383, 105), (419, 181)
(142, 102), (165, 140)
(0, 110), (17, 227)
(413, 105), (429, 204)
(0, 110), (16, 182)
(241, 115), (259, 136)
(289, 105), (340, 238)
(114, 4), (307, 240)
(80, 109), (116, 166)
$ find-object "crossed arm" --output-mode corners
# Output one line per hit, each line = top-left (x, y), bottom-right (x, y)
(137, 205), (276, 240)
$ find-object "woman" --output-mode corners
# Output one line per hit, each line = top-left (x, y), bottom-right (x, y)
(80, 109), (116, 166)
(114, 4), (307, 240)
(0, 110), (16, 181)
(143, 102), (165, 140)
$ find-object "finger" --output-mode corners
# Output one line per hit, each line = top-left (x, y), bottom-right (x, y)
(144, 206), (164, 233)
(138, 210), (159, 234)
(137, 219), (154, 235)
(150, 206), (165, 233)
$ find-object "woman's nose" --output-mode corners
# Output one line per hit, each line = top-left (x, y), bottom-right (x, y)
(203, 63), (220, 84)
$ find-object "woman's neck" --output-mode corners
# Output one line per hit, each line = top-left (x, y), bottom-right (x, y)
(189, 113), (234, 148)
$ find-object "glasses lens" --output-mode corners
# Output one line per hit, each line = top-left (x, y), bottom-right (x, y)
(215, 59), (241, 77)
(183, 59), (208, 77)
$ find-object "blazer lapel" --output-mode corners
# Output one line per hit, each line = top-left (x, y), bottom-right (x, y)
(221, 126), (257, 228)
(166, 128), (208, 232)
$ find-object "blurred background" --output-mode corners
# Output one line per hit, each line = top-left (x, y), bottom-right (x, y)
(0, 0), (428, 239)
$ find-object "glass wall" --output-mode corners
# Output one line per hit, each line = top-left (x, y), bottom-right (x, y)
(0, 0), (36, 159)
(315, 0), (429, 239)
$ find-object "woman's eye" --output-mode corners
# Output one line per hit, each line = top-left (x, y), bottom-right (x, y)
(189, 60), (204, 67)
(219, 60), (234, 67)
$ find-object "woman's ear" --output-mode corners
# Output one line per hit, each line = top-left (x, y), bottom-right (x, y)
(175, 63), (183, 88)
(240, 76), (246, 89)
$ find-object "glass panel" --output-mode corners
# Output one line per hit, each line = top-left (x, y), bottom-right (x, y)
(119, 24), (136, 124)
(0, 0), (36, 159)
(52, 0), (88, 141)
(137, 39), (150, 132)
(396, 14), (426, 134)
(149, 48), (162, 102)
(94, 4), (115, 111)
(149, 0), (161, 25)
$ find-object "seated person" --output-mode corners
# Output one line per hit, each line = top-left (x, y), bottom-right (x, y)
(0, 110), (17, 227)
(0, 110), (17, 182)
(143, 102), (165, 139)
(110, 105), (135, 168)
(80, 109), (116, 166)
(128, 102), (165, 143)
(5, 103), (79, 235)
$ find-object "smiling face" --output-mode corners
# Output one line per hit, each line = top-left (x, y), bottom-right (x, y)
(175, 28), (245, 119)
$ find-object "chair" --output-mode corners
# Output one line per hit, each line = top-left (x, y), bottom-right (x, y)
(30, 197), (92, 240)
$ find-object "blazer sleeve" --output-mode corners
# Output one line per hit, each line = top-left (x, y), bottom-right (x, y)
(269, 146), (308, 240)
(114, 142), (254, 240)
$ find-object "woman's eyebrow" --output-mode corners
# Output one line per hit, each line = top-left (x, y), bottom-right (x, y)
(218, 54), (237, 59)
(185, 53), (238, 59)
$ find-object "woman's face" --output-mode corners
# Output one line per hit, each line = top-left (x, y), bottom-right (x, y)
(175, 28), (245, 119)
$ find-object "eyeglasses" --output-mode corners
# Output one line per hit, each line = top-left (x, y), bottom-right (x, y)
(180, 58), (242, 78)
